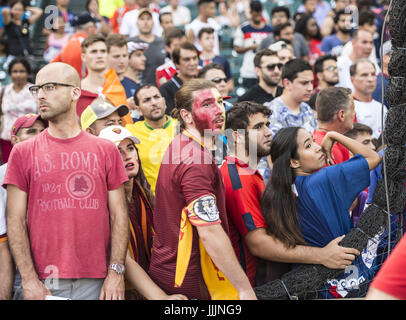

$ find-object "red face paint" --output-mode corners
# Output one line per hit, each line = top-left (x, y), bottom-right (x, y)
(192, 88), (225, 135)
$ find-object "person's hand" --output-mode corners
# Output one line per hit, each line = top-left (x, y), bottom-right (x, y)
(327, 10), (336, 18)
(319, 235), (360, 269)
(251, 42), (259, 51)
(22, 278), (52, 300)
(99, 271), (125, 300)
(166, 294), (188, 300)
(88, 1), (102, 19)
(127, 97), (136, 111)
(320, 132), (337, 165)
(349, 198), (358, 212)
(238, 288), (258, 300)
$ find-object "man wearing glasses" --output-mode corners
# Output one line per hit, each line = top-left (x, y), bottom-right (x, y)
(198, 63), (232, 110)
(313, 54), (339, 94)
(237, 49), (284, 105)
(4, 62), (130, 300)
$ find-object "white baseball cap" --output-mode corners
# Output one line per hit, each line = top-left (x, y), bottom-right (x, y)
(98, 125), (140, 145)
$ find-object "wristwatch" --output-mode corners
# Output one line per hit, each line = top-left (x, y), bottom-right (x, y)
(108, 263), (126, 275)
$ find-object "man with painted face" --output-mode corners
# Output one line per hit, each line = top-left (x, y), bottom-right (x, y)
(149, 79), (256, 300)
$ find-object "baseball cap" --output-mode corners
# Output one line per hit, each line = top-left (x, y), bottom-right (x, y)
(73, 12), (99, 27)
(268, 40), (290, 52)
(11, 113), (47, 136)
(99, 125), (140, 145)
(81, 99), (129, 131)
(127, 40), (149, 56)
(137, 8), (153, 19)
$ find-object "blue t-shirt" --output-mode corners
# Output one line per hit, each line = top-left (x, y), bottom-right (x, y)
(121, 77), (140, 99)
(321, 34), (346, 56)
(295, 155), (374, 298)
(295, 154), (370, 247)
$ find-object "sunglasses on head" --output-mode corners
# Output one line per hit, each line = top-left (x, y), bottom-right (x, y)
(263, 63), (283, 71)
(211, 77), (227, 84)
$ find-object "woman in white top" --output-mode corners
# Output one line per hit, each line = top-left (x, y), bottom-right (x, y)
(0, 58), (37, 163)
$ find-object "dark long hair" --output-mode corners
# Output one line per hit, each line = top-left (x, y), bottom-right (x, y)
(8, 57), (31, 76)
(294, 14), (322, 41)
(129, 144), (155, 209)
(261, 127), (306, 248)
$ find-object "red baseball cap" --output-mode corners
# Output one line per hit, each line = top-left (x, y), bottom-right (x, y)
(11, 113), (47, 136)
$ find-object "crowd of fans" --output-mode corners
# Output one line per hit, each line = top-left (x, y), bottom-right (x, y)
(0, 0), (403, 301)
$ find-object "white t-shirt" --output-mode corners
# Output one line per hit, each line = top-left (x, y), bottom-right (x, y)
(120, 9), (163, 38)
(160, 5), (191, 27)
(0, 83), (38, 141)
(186, 17), (220, 55)
(233, 22), (272, 79)
(336, 55), (380, 92)
(354, 99), (387, 139)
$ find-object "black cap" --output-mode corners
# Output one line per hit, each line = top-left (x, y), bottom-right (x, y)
(73, 12), (100, 27)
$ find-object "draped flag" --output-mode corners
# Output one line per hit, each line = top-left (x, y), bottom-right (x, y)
(174, 198), (239, 300)
(102, 68), (134, 126)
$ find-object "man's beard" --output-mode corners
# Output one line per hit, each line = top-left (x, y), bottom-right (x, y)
(40, 104), (70, 121)
(257, 145), (271, 158)
(146, 110), (165, 122)
(140, 29), (153, 36)
(263, 75), (280, 87)
(325, 78), (339, 86)
(245, 136), (271, 158)
(338, 27), (352, 34)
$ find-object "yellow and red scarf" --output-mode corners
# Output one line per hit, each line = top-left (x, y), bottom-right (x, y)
(174, 196), (239, 300)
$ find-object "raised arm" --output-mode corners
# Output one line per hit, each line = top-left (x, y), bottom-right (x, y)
(27, 6), (43, 25)
(1, 8), (11, 26)
(321, 131), (381, 170)
(186, 28), (195, 44)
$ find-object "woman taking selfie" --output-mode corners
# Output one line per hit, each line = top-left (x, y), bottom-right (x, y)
(2, 0), (42, 58)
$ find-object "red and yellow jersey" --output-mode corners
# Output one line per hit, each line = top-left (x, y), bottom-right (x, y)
(149, 133), (236, 300)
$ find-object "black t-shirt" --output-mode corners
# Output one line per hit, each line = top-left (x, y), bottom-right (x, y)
(5, 19), (31, 56)
(237, 84), (284, 105)
(159, 73), (183, 115)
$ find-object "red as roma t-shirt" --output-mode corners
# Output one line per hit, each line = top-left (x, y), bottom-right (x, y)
(3, 129), (128, 279)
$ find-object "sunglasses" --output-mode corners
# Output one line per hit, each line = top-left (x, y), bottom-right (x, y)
(211, 77), (227, 84)
(324, 66), (338, 72)
(262, 63), (283, 71)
